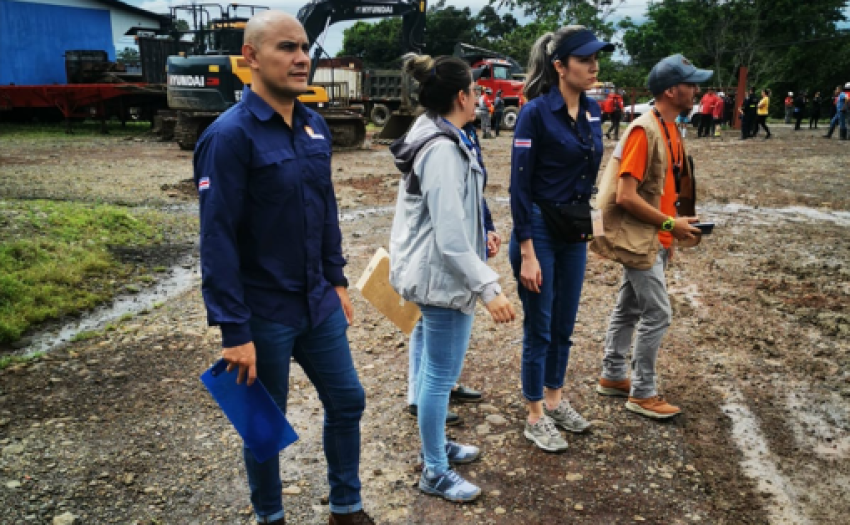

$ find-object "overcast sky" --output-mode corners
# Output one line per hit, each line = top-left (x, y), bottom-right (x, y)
(127, 0), (653, 53)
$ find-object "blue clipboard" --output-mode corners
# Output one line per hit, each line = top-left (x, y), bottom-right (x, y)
(200, 359), (298, 463)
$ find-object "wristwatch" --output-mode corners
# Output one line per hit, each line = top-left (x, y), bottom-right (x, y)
(661, 217), (675, 232)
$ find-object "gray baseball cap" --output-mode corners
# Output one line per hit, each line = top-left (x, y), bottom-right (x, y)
(647, 54), (713, 94)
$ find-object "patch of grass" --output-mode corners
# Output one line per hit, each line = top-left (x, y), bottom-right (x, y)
(70, 330), (101, 343)
(0, 352), (43, 370)
(0, 199), (193, 344)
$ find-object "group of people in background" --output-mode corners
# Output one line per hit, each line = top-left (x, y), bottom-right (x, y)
(473, 86), (505, 139)
(598, 83), (850, 144)
(738, 84), (850, 140)
(696, 88), (726, 138)
(822, 83), (850, 140)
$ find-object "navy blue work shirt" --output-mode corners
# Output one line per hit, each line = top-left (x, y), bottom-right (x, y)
(510, 87), (604, 241)
(462, 122), (495, 233)
(194, 87), (347, 348)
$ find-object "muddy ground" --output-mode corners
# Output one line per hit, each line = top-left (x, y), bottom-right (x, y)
(0, 124), (848, 524)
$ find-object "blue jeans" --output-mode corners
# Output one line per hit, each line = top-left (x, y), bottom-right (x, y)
(407, 319), (424, 406)
(245, 308), (365, 522)
(509, 204), (587, 402)
(415, 304), (474, 475)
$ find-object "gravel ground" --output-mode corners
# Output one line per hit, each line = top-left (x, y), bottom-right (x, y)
(0, 124), (847, 524)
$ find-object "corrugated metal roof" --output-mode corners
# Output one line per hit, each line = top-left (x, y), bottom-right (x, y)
(93, 0), (171, 23)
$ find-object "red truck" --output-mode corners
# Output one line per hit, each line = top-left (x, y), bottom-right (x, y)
(454, 43), (524, 131)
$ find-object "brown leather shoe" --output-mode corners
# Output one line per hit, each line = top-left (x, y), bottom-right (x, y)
(596, 377), (631, 397)
(329, 510), (375, 525)
(626, 396), (681, 419)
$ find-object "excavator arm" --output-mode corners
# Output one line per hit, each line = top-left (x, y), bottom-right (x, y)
(296, 0), (427, 84)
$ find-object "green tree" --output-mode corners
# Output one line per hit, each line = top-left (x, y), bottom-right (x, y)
(619, 0), (850, 97)
(338, 18), (404, 67)
(116, 47), (140, 64)
(337, 1), (528, 67)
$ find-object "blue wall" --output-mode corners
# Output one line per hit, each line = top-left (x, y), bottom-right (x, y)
(0, 0), (114, 85)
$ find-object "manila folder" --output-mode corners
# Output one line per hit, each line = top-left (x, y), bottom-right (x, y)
(355, 247), (421, 334)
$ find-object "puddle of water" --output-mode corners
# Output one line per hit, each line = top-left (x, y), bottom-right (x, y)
(16, 204), (395, 357)
(19, 260), (199, 356)
(701, 203), (850, 227)
(719, 386), (811, 525)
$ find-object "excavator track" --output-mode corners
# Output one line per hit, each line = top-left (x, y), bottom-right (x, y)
(174, 113), (217, 151)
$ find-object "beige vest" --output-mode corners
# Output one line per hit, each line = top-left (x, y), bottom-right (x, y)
(590, 111), (695, 269)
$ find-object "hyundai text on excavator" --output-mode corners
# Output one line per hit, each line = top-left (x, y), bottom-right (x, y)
(165, 1), (427, 150)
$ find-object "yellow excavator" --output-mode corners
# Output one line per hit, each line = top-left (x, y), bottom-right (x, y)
(165, 1), (426, 150)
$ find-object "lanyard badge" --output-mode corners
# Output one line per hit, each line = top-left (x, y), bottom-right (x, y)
(652, 108), (684, 194)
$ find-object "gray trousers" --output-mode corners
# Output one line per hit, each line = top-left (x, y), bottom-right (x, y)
(476, 110), (491, 134)
(601, 248), (671, 398)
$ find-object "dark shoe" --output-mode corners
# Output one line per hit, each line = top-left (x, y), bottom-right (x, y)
(329, 510), (375, 525)
(764, 133), (771, 140)
(450, 385), (482, 403)
(408, 404), (462, 426)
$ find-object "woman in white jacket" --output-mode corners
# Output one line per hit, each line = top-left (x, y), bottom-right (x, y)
(389, 53), (515, 503)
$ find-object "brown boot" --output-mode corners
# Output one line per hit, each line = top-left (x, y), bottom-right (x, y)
(596, 377), (631, 397)
(329, 510), (375, 525)
(626, 396), (681, 419)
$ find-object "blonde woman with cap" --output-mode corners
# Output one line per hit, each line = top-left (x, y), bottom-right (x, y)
(509, 26), (614, 452)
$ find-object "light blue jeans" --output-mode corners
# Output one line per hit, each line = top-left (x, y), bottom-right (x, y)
(407, 320), (425, 406)
(415, 304), (474, 475)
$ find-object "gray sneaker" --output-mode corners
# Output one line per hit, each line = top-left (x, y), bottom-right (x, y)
(523, 415), (568, 452)
(419, 468), (481, 502)
(544, 399), (591, 433)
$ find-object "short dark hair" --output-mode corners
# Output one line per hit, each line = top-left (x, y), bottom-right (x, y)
(402, 53), (472, 115)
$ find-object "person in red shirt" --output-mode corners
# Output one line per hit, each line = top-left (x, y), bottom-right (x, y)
(785, 92), (794, 123)
(697, 88), (717, 138)
(712, 91), (725, 136)
(605, 91), (624, 140)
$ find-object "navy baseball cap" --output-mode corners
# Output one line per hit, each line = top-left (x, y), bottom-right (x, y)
(647, 54), (713, 94)
(550, 29), (615, 62)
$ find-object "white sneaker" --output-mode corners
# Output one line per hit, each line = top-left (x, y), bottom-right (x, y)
(544, 399), (591, 433)
(523, 415), (568, 452)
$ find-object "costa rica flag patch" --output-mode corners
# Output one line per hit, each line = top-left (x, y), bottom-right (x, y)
(198, 177), (210, 191)
(514, 138), (532, 148)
